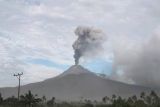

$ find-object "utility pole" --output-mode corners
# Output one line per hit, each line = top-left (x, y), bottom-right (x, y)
(14, 72), (23, 101)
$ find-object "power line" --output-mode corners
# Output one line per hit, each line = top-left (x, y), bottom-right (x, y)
(13, 72), (23, 101)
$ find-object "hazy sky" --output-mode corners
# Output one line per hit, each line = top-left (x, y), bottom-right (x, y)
(0, 0), (160, 88)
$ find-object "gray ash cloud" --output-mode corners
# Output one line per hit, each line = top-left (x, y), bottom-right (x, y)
(72, 26), (105, 65)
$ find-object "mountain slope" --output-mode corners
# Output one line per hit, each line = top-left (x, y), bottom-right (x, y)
(0, 65), (153, 101)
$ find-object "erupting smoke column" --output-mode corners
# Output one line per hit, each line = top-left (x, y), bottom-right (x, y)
(72, 26), (105, 65)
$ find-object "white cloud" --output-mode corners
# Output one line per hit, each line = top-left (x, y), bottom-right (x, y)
(22, 64), (62, 85)
(0, 0), (160, 87)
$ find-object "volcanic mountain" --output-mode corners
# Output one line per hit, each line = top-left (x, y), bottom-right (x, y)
(0, 65), (153, 101)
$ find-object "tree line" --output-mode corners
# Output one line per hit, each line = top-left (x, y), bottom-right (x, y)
(0, 90), (160, 107)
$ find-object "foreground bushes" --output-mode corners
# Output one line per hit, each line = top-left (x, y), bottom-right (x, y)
(0, 90), (160, 107)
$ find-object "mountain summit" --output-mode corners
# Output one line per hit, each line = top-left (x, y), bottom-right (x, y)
(0, 65), (152, 101)
(59, 65), (93, 77)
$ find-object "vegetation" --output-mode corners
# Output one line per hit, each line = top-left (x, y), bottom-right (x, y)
(0, 90), (160, 107)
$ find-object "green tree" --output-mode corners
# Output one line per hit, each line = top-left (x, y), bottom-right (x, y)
(4, 96), (18, 107)
(150, 91), (160, 106)
(110, 94), (116, 103)
(127, 97), (134, 105)
(140, 92), (146, 99)
(41, 95), (47, 106)
(47, 97), (55, 107)
(0, 93), (3, 105)
(102, 96), (110, 104)
(131, 95), (137, 103)
(20, 90), (42, 107)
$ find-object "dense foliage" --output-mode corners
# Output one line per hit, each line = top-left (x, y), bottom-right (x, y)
(0, 90), (160, 107)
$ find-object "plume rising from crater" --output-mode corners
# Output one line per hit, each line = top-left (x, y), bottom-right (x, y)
(72, 26), (106, 65)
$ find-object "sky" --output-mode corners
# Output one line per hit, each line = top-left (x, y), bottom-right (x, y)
(0, 0), (160, 88)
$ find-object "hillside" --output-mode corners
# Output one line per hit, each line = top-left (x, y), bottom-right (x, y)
(0, 65), (153, 101)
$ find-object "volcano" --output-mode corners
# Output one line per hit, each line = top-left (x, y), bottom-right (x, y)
(0, 65), (153, 101)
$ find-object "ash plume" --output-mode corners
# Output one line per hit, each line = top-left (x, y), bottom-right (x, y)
(111, 28), (160, 88)
(72, 26), (105, 65)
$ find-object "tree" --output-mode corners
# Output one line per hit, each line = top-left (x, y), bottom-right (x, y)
(0, 93), (3, 105)
(47, 97), (55, 107)
(4, 96), (18, 107)
(127, 97), (133, 104)
(111, 96), (130, 107)
(134, 100), (146, 107)
(110, 94), (116, 103)
(140, 92), (146, 99)
(150, 90), (160, 106)
(102, 96), (110, 104)
(131, 95), (137, 103)
(20, 90), (42, 107)
(41, 95), (47, 106)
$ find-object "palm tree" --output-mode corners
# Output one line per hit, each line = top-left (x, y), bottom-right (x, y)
(140, 92), (146, 99)
(127, 97), (134, 105)
(102, 96), (110, 104)
(150, 91), (159, 106)
(20, 90), (42, 107)
(131, 95), (137, 103)
(111, 94), (116, 103)
(47, 97), (55, 107)
(42, 95), (46, 105)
